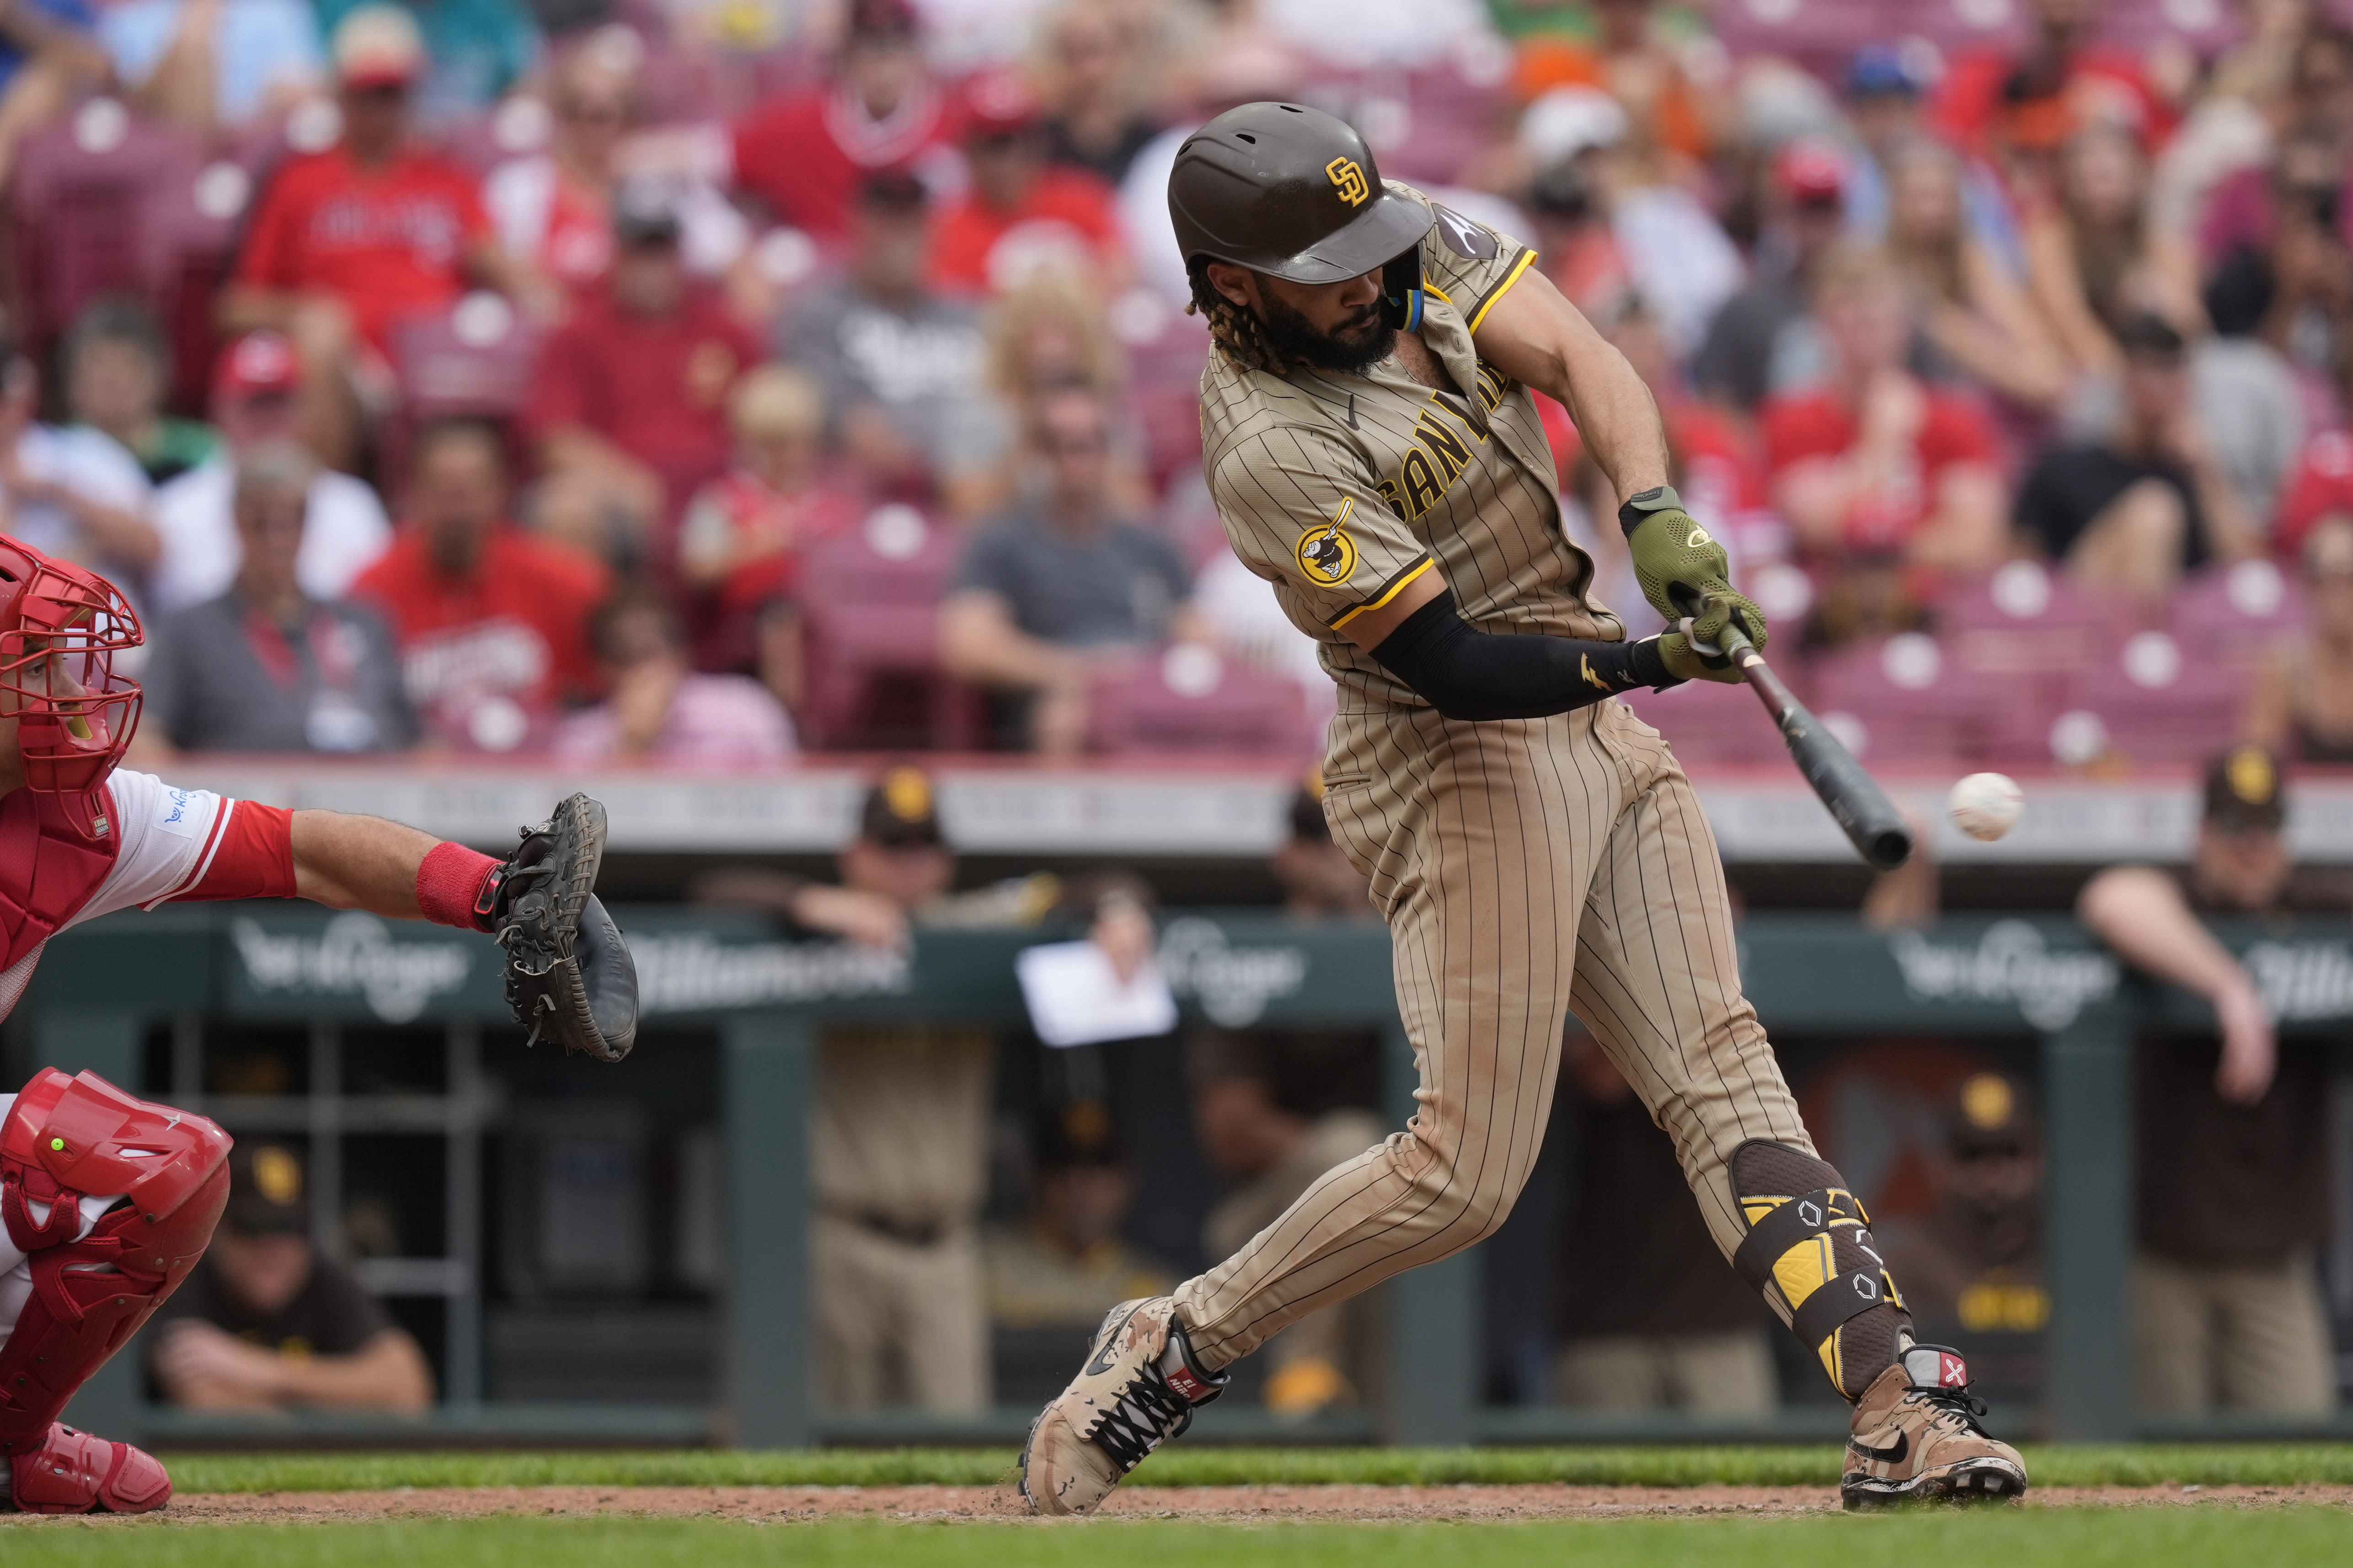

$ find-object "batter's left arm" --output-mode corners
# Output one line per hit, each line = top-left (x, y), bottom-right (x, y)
(1468, 267), (1669, 507)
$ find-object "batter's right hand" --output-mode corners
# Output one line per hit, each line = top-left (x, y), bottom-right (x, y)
(1656, 626), (1743, 684)
(1686, 584), (1767, 661)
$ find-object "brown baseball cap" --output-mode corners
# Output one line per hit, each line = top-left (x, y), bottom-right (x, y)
(2203, 744), (2287, 834)
(1947, 1072), (2034, 1157)
(859, 766), (943, 847)
(222, 1142), (313, 1236)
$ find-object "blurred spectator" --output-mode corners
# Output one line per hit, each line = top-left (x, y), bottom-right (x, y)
(150, 1142), (433, 1412)
(0, 0), (105, 186)
(2025, 123), (2205, 381)
(1554, 1026), (1773, 1413)
(102, 0), (325, 135)
(1842, 43), (2021, 272)
(483, 28), (633, 290)
(551, 586), (794, 763)
(2204, 130), (2353, 393)
(985, 1100), (1176, 1344)
(141, 439), (415, 754)
(1036, 0), (1160, 184)
(528, 181), (757, 565)
(931, 67), (1126, 298)
(62, 298), (217, 485)
(1761, 245), (2006, 583)
(728, 0), (949, 245)
(351, 419), (608, 752)
(2013, 315), (2257, 603)
(2243, 516), (2353, 760)
(221, 5), (549, 469)
(1519, 87), (1741, 359)
(2197, 30), (2353, 274)
(941, 384), (1200, 752)
(0, 332), (158, 585)
(1512, 0), (1717, 181)
(148, 330), (394, 617)
(1692, 135), (1845, 415)
(1269, 777), (1372, 921)
(694, 768), (1157, 1410)
(1190, 1030), (1383, 1415)
(780, 171), (999, 509)
(1876, 1073), (2048, 1406)
(1882, 135), (2067, 411)
(1933, 0), (2171, 170)
(2078, 747), (2342, 1416)
(313, 0), (537, 123)
(677, 365), (858, 690)
(980, 272), (1145, 513)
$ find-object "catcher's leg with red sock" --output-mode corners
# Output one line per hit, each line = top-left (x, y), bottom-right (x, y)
(0, 1068), (230, 1514)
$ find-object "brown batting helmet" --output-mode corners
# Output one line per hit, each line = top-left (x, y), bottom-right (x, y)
(1168, 102), (1432, 304)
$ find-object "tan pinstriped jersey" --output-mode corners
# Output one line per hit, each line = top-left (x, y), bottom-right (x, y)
(1202, 182), (1622, 711)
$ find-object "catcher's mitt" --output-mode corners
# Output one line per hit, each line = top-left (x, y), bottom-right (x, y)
(492, 793), (638, 1062)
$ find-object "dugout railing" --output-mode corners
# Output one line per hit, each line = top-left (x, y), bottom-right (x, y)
(14, 906), (2351, 1447)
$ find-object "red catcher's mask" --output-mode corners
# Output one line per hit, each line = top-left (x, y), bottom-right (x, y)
(0, 536), (143, 840)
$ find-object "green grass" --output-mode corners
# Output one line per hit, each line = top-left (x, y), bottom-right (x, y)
(151, 1443), (2353, 1494)
(8, 1513), (2353, 1568)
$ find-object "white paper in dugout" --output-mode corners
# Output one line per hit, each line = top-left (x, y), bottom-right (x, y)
(1015, 940), (1179, 1048)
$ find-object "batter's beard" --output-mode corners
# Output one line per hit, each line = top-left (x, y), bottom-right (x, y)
(1256, 293), (1396, 374)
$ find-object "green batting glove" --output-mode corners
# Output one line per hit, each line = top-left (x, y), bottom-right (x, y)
(1620, 485), (1732, 613)
(1655, 625), (1743, 685)
(1687, 586), (1767, 663)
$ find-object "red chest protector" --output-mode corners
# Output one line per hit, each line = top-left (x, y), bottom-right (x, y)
(0, 781), (119, 974)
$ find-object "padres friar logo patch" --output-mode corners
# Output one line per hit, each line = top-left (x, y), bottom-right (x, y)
(1431, 204), (1497, 260)
(1296, 502), (1358, 585)
(1326, 157), (1369, 207)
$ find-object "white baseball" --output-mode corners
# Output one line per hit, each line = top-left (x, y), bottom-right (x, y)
(1947, 772), (2024, 842)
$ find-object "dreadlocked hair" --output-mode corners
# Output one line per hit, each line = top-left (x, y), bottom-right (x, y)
(1187, 257), (1285, 374)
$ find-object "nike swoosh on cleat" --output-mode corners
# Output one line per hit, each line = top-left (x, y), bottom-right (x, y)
(1849, 1433), (1909, 1465)
(1082, 1308), (1141, 1376)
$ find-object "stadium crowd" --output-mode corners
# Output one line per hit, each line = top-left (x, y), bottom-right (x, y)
(3, 0), (2351, 770)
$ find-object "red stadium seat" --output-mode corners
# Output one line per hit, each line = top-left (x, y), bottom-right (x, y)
(2055, 628), (2251, 768)
(1086, 642), (1312, 757)
(1936, 560), (2134, 667)
(796, 503), (980, 750)
(1807, 632), (1986, 768)
(393, 294), (546, 417)
(2169, 557), (2307, 671)
(6, 98), (204, 365)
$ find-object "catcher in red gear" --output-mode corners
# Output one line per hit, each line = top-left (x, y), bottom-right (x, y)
(0, 534), (633, 1514)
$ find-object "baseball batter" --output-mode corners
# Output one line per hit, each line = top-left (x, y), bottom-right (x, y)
(1019, 103), (2028, 1514)
(0, 534), (635, 1514)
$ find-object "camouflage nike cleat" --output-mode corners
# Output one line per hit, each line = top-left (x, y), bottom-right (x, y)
(1842, 1345), (2028, 1509)
(1019, 1297), (1227, 1516)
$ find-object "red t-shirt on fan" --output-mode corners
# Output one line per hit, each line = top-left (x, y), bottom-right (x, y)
(527, 287), (757, 510)
(350, 528), (610, 748)
(928, 167), (1123, 296)
(731, 87), (948, 243)
(1760, 388), (1997, 554)
(235, 144), (490, 353)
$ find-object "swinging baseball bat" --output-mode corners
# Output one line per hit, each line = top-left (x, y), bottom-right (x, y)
(1717, 624), (1914, 871)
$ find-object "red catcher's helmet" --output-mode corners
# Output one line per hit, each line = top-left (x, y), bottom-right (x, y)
(0, 535), (143, 840)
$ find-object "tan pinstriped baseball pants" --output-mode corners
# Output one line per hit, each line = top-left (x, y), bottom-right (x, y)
(1172, 698), (1817, 1369)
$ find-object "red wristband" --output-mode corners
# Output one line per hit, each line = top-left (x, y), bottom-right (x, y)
(416, 842), (501, 932)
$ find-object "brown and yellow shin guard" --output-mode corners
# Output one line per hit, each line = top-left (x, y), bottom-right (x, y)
(1727, 1141), (1912, 1402)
